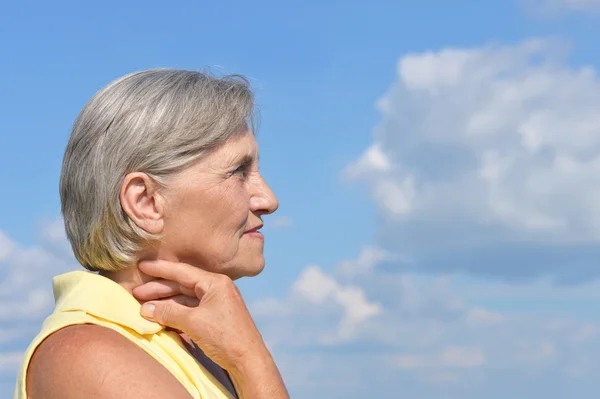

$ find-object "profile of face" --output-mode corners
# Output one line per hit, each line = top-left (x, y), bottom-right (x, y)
(120, 128), (279, 280)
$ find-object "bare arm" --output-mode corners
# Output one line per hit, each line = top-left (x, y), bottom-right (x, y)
(134, 260), (290, 399)
(27, 324), (193, 399)
(228, 348), (289, 399)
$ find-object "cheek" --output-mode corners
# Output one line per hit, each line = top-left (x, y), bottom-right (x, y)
(165, 183), (251, 260)
(207, 190), (250, 262)
(221, 183), (251, 224)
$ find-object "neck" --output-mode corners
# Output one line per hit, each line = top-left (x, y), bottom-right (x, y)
(100, 266), (156, 295)
(100, 248), (180, 294)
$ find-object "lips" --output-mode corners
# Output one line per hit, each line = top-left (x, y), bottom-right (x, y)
(244, 225), (263, 234)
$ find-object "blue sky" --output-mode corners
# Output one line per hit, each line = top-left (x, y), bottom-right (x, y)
(3, 0), (600, 398)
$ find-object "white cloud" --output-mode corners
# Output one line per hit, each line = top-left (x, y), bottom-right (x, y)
(0, 352), (24, 374)
(516, 340), (557, 365)
(467, 307), (505, 326)
(39, 217), (73, 256)
(343, 144), (391, 179)
(252, 247), (600, 398)
(350, 38), (600, 236)
(336, 246), (390, 276)
(394, 346), (486, 370)
(0, 327), (35, 344)
(257, 264), (382, 344)
(0, 226), (79, 383)
(523, 0), (600, 16)
(570, 325), (598, 344)
(442, 346), (486, 368)
(563, 0), (600, 6)
(346, 38), (600, 280)
(0, 231), (14, 261)
(40, 218), (67, 244)
(268, 216), (293, 229)
(292, 265), (339, 303)
(0, 243), (74, 318)
(3, 218), (600, 398)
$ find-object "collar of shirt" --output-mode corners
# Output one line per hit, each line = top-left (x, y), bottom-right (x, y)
(53, 270), (163, 335)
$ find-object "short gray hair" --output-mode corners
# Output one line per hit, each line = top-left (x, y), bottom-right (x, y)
(60, 69), (255, 272)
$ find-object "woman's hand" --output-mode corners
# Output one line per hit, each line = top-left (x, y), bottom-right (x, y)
(133, 260), (264, 371)
(132, 260), (289, 399)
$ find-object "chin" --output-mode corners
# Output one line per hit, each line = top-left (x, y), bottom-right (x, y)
(228, 260), (265, 280)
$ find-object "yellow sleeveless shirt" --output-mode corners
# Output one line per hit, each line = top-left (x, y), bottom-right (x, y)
(14, 270), (236, 399)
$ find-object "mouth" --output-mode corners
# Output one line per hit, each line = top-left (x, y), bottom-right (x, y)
(244, 224), (264, 234)
(243, 224), (265, 240)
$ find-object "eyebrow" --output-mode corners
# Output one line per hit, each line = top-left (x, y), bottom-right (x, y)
(234, 152), (259, 167)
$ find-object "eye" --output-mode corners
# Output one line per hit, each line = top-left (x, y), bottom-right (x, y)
(231, 163), (251, 179)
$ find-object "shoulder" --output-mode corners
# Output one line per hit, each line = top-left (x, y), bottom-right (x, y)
(27, 324), (192, 399)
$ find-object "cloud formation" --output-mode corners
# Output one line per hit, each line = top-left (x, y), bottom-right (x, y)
(251, 247), (600, 399)
(1, 222), (600, 398)
(253, 262), (382, 345)
(523, 0), (600, 16)
(0, 228), (75, 323)
(346, 38), (600, 281)
(0, 224), (80, 394)
(268, 216), (294, 229)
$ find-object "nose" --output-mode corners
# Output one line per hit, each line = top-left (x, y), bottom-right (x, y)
(249, 174), (279, 215)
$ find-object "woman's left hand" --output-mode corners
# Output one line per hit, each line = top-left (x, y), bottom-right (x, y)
(133, 274), (198, 305)
(131, 260), (267, 371)
(132, 260), (290, 399)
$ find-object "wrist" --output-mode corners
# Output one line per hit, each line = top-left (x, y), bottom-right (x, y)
(228, 349), (289, 399)
(229, 345), (275, 378)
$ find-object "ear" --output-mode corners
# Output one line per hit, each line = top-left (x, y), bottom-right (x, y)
(119, 172), (165, 235)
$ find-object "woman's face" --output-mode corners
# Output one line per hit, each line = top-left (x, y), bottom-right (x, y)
(159, 129), (279, 279)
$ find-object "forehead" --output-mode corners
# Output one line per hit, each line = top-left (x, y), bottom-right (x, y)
(210, 131), (258, 163)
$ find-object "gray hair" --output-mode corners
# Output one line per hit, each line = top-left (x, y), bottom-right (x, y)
(60, 69), (255, 272)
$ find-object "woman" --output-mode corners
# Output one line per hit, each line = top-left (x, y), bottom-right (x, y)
(14, 69), (290, 398)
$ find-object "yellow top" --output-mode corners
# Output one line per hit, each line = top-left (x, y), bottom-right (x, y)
(14, 270), (236, 399)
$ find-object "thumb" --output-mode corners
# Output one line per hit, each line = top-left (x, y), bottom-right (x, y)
(140, 299), (192, 330)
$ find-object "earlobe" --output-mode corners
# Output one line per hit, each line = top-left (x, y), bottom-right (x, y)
(119, 173), (165, 235)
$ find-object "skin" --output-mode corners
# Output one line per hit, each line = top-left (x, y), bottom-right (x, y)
(27, 129), (289, 398)
(135, 261), (289, 399)
(118, 127), (278, 282)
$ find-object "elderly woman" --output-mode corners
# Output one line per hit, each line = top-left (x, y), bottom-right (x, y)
(14, 70), (289, 399)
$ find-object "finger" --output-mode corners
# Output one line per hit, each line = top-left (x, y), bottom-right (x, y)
(140, 296), (201, 328)
(168, 294), (200, 307)
(133, 279), (180, 300)
(139, 260), (224, 292)
(133, 279), (195, 301)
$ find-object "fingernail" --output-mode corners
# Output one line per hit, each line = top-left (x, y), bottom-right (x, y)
(140, 303), (155, 319)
